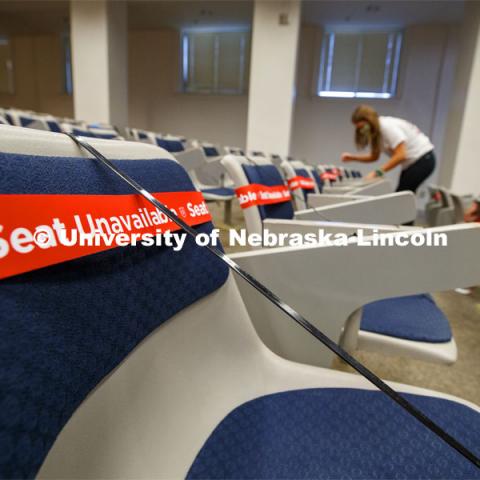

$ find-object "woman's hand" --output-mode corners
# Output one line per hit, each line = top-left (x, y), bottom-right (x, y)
(365, 171), (377, 181)
(341, 152), (353, 162)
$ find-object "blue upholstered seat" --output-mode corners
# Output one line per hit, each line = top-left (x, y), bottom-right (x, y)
(188, 388), (480, 479)
(242, 164), (294, 220)
(203, 146), (219, 157)
(71, 128), (118, 140)
(155, 138), (185, 152)
(46, 121), (62, 133)
(361, 294), (452, 343)
(201, 187), (235, 197)
(0, 153), (229, 478)
(251, 151), (265, 157)
(294, 167), (315, 201)
(1, 145), (476, 479)
(19, 116), (35, 128)
(311, 169), (324, 193)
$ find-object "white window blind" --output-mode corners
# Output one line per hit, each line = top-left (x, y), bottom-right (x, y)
(318, 30), (402, 98)
(182, 30), (249, 95)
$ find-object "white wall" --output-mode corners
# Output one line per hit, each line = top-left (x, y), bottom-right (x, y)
(290, 23), (459, 192)
(0, 33), (74, 118)
(128, 29), (248, 148)
(440, 2), (480, 196)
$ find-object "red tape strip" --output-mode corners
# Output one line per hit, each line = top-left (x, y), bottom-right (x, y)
(320, 172), (338, 181)
(235, 184), (292, 209)
(0, 191), (211, 279)
(287, 176), (315, 191)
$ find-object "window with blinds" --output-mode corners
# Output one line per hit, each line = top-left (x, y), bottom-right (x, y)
(0, 36), (14, 94)
(317, 30), (402, 98)
(181, 30), (250, 95)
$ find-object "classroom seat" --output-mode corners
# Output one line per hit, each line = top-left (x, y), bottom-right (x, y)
(188, 388), (478, 479)
(224, 146), (245, 155)
(280, 159), (322, 210)
(126, 129), (235, 223)
(316, 164), (394, 196)
(284, 162), (377, 208)
(60, 122), (122, 140)
(361, 294), (452, 343)
(191, 140), (221, 158)
(222, 154), (417, 235)
(1, 125), (479, 479)
(3, 109), (51, 131)
(221, 155), (479, 366)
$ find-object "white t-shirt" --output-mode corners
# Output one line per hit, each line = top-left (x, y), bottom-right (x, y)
(379, 116), (434, 169)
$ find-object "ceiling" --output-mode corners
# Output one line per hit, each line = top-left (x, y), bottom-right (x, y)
(0, 1), (69, 33)
(128, 1), (253, 30)
(0, 0), (465, 34)
(302, 1), (464, 28)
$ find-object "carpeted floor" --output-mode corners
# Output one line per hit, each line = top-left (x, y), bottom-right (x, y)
(208, 200), (480, 405)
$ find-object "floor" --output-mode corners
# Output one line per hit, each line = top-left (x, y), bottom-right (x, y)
(208, 200), (480, 405)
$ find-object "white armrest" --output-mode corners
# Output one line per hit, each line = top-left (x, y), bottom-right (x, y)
(307, 194), (364, 208)
(263, 218), (406, 237)
(195, 158), (229, 186)
(348, 179), (393, 196)
(174, 148), (206, 173)
(205, 155), (223, 163)
(322, 186), (356, 194)
(230, 223), (480, 367)
(295, 191), (416, 225)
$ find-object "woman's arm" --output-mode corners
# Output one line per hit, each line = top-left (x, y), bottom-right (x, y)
(341, 149), (380, 163)
(364, 143), (407, 180)
(377, 142), (407, 173)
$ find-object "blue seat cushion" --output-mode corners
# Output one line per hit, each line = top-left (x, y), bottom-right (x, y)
(294, 167), (314, 201)
(71, 128), (118, 140)
(0, 153), (229, 478)
(202, 187), (235, 197)
(242, 164), (294, 220)
(46, 121), (61, 133)
(203, 146), (219, 157)
(19, 117), (35, 128)
(188, 388), (480, 479)
(361, 294), (452, 342)
(155, 138), (185, 153)
(311, 169), (324, 193)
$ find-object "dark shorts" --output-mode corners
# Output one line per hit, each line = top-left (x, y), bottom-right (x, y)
(396, 150), (436, 193)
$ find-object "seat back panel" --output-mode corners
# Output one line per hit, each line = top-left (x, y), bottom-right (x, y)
(0, 151), (229, 478)
(242, 164), (294, 221)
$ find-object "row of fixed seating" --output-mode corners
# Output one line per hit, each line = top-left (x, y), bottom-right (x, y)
(0, 107), (370, 225)
(0, 107), (470, 366)
(1, 115), (480, 478)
